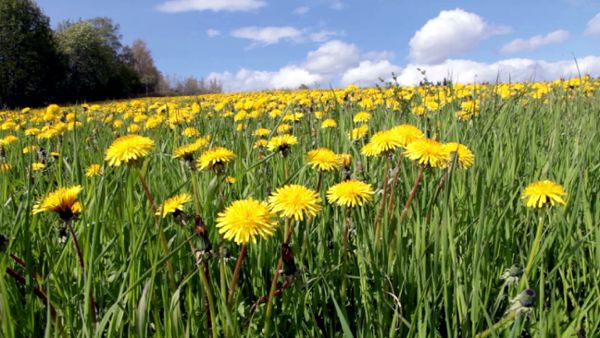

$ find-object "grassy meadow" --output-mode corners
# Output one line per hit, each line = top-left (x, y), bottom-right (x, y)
(0, 78), (598, 337)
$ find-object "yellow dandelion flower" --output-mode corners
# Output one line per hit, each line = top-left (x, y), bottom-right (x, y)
(254, 128), (271, 137)
(253, 139), (268, 149)
(389, 124), (425, 147)
(338, 153), (352, 168)
(0, 135), (18, 145)
(404, 138), (450, 168)
(182, 127), (199, 137)
(327, 180), (374, 208)
(216, 198), (277, 244)
(197, 146), (236, 171)
(173, 141), (204, 160)
(348, 125), (368, 141)
(306, 148), (342, 172)
(85, 164), (103, 177)
(33, 185), (82, 221)
(267, 134), (298, 152)
(361, 130), (403, 157)
(31, 162), (46, 172)
(105, 134), (155, 167)
(443, 142), (475, 169)
(156, 193), (192, 217)
(522, 180), (566, 208)
(353, 111), (372, 123)
(0, 163), (12, 173)
(225, 176), (237, 184)
(277, 123), (292, 133)
(321, 118), (337, 129)
(268, 184), (321, 221)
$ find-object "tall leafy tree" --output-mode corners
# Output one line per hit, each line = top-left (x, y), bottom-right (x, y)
(131, 39), (160, 95)
(56, 17), (142, 102)
(0, 0), (64, 108)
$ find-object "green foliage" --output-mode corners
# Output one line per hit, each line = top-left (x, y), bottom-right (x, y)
(0, 0), (64, 107)
(55, 17), (142, 102)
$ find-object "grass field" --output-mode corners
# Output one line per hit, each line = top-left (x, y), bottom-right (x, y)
(0, 78), (598, 337)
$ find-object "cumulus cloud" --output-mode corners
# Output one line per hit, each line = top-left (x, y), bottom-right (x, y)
(303, 40), (360, 77)
(585, 12), (600, 36)
(409, 9), (509, 64)
(396, 56), (600, 85)
(207, 66), (322, 92)
(341, 60), (402, 86)
(500, 30), (569, 53)
(157, 0), (265, 12)
(309, 30), (341, 42)
(206, 29), (221, 38)
(231, 26), (303, 45)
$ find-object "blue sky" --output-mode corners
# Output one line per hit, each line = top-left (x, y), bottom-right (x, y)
(37, 0), (600, 91)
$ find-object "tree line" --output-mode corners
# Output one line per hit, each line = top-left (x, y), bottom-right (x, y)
(0, 0), (221, 109)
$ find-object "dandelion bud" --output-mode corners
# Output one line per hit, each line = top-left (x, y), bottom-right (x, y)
(508, 288), (536, 314)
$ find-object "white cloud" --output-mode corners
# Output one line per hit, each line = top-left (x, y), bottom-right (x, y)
(303, 40), (360, 77)
(207, 66), (322, 92)
(231, 26), (303, 45)
(206, 29), (221, 37)
(409, 8), (509, 64)
(157, 0), (265, 12)
(585, 12), (600, 36)
(309, 30), (340, 42)
(293, 6), (310, 15)
(500, 30), (569, 53)
(341, 60), (402, 86)
(396, 56), (600, 85)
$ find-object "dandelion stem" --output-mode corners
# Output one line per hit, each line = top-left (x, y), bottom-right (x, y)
(385, 155), (403, 220)
(138, 171), (156, 210)
(227, 243), (248, 306)
(264, 219), (293, 336)
(519, 213), (545, 290)
(474, 310), (518, 338)
(340, 207), (351, 303)
(5, 267), (57, 319)
(66, 221), (97, 326)
(374, 156), (391, 243)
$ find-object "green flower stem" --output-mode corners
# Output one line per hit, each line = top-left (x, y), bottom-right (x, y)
(66, 220), (97, 326)
(227, 243), (248, 306)
(519, 213), (545, 290)
(374, 155), (391, 245)
(264, 219), (293, 337)
(474, 310), (518, 338)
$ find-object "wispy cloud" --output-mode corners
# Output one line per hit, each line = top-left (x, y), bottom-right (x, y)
(157, 0), (265, 13)
(501, 30), (569, 53)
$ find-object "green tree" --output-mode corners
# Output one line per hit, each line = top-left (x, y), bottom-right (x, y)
(0, 0), (64, 108)
(56, 17), (142, 102)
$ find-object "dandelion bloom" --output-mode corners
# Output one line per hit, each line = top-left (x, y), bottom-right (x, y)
(173, 141), (205, 161)
(327, 180), (374, 208)
(156, 193), (192, 217)
(306, 148), (342, 172)
(253, 128), (271, 137)
(522, 180), (566, 208)
(216, 198), (277, 244)
(268, 184), (321, 221)
(33, 185), (82, 221)
(105, 134), (155, 166)
(85, 164), (103, 177)
(31, 162), (46, 172)
(361, 130), (402, 157)
(197, 146), (236, 171)
(338, 153), (352, 168)
(253, 139), (268, 149)
(389, 124), (424, 147)
(348, 125), (368, 141)
(182, 127), (199, 137)
(225, 176), (237, 184)
(443, 142), (475, 169)
(404, 138), (450, 168)
(267, 134), (298, 152)
(321, 119), (337, 129)
(0, 163), (12, 173)
(353, 111), (372, 123)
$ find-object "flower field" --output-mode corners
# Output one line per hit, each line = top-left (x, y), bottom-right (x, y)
(0, 78), (599, 337)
